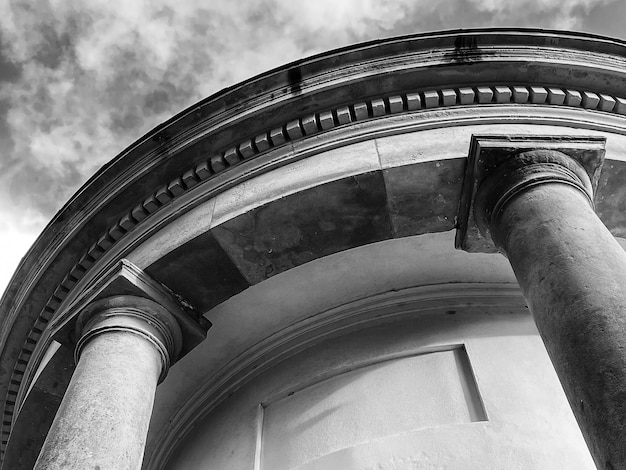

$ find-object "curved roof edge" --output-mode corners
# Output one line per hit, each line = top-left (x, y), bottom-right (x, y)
(12, 26), (626, 255)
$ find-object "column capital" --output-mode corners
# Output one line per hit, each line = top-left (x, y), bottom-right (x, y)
(455, 135), (606, 253)
(475, 149), (594, 250)
(75, 295), (183, 382)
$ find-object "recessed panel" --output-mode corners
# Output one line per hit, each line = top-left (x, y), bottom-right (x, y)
(260, 347), (485, 470)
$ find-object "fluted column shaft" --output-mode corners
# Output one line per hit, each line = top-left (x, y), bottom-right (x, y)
(35, 296), (182, 470)
(476, 150), (626, 470)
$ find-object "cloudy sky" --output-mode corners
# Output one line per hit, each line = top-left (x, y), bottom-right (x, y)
(0, 0), (625, 296)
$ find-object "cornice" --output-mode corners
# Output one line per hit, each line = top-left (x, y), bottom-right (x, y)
(37, 84), (626, 312)
(7, 43), (626, 355)
(7, 42), (626, 349)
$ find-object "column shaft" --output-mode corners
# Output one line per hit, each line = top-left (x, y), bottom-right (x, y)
(493, 183), (626, 470)
(34, 295), (182, 470)
(35, 332), (161, 470)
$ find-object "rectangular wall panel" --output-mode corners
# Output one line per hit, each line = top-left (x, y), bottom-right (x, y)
(259, 346), (485, 470)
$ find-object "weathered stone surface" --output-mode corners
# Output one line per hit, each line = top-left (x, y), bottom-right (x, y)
(493, 183), (626, 470)
(35, 296), (181, 470)
(463, 144), (626, 470)
(384, 159), (464, 238)
(146, 231), (250, 313)
(456, 135), (606, 253)
(10, 30), (626, 468)
(35, 333), (161, 470)
(211, 171), (392, 284)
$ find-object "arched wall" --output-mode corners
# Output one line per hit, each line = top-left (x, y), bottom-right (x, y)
(162, 305), (594, 469)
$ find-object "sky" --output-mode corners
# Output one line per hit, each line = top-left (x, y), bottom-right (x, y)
(0, 0), (625, 297)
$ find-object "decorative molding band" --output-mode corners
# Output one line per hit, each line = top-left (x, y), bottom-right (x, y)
(3, 83), (626, 453)
(76, 296), (184, 383)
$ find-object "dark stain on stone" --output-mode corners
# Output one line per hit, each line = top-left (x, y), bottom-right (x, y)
(443, 35), (481, 63)
(384, 159), (465, 238)
(145, 231), (250, 312)
(287, 66), (303, 96)
(211, 171), (392, 284)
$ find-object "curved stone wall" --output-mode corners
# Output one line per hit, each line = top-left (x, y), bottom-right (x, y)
(162, 306), (594, 469)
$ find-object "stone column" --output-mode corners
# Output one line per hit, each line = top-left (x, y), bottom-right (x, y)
(34, 295), (182, 470)
(469, 147), (626, 470)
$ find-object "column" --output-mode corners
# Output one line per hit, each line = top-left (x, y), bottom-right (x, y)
(468, 147), (626, 470)
(34, 295), (182, 470)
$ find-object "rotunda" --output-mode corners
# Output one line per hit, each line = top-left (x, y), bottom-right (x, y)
(3, 29), (626, 469)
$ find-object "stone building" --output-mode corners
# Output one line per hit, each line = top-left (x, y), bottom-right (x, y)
(2, 28), (626, 469)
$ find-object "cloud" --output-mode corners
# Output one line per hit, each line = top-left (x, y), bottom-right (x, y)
(465, 0), (614, 29)
(0, 0), (619, 295)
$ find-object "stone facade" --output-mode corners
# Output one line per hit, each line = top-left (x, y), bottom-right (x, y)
(3, 29), (626, 468)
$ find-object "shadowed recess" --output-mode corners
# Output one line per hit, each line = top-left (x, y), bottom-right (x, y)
(211, 171), (392, 284)
(145, 231), (250, 313)
(384, 159), (465, 238)
(595, 159), (626, 238)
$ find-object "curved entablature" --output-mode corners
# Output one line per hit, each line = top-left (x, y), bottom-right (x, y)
(4, 29), (626, 466)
